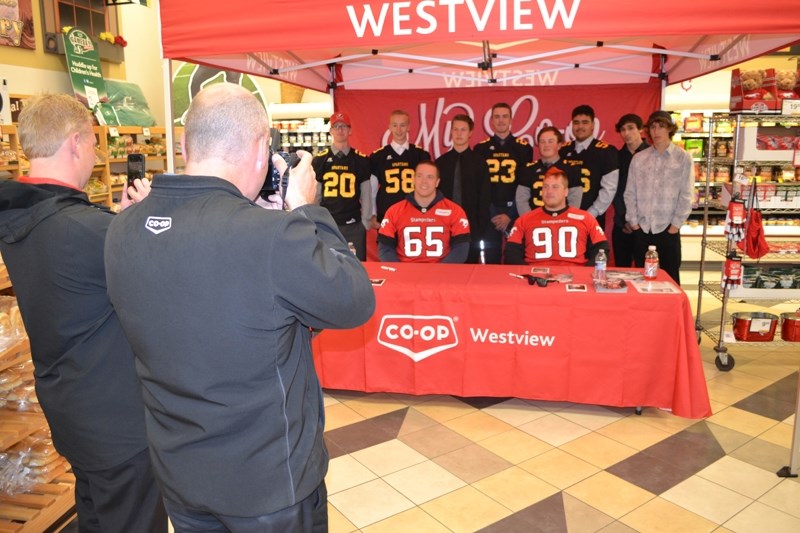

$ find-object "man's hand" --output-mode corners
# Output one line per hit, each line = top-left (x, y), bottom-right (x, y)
(369, 215), (380, 229)
(622, 222), (635, 234)
(667, 224), (680, 234)
(274, 150), (315, 211)
(491, 213), (511, 232)
(120, 178), (151, 211)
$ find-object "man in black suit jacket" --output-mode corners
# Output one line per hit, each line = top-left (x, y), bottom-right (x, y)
(436, 114), (491, 263)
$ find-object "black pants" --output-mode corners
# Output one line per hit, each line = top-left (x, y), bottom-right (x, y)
(612, 225), (636, 268)
(632, 229), (682, 285)
(338, 221), (366, 261)
(73, 448), (168, 533)
(164, 481), (328, 533)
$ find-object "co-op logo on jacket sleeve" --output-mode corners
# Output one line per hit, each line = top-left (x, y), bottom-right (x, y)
(377, 315), (458, 362)
(145, 216), (172, 235)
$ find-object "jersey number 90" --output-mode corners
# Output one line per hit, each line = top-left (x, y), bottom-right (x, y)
(531, 226), (578, 260)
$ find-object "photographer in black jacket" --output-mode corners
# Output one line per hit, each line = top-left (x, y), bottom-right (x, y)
(105, 83), (376, 532)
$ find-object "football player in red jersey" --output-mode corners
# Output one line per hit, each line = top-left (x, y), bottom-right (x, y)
(504, 167), (608, 266)
(378, 161), (471, 263)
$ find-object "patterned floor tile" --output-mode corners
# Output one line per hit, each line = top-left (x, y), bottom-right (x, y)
(398, 421), (473, 459)
(564, 471), (655, 519)
(432, 443), (513, 484)
(722, 501), (800, 532)
(382, 460), (466, 505)
(476, 492), (567, 533)
(620, 496), (717, 532)
(606, 450), (696, 495)
(472, 466), (560, 511)
(661, 475), (752, 525)
(640, 422), (726, 475)
(421, 486), (512, 533)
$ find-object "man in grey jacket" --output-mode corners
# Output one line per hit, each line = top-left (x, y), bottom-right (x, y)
(104, 83), (376, 532)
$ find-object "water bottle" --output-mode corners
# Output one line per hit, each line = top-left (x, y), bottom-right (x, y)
(594, 249), (607, 281)
(347, 242), (357, 256)
(644, 245), (659, 279)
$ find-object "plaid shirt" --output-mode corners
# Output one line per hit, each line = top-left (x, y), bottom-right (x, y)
(624, 143), (694, 233)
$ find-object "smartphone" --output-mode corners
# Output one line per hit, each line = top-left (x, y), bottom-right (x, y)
(126, 153), (145, 198)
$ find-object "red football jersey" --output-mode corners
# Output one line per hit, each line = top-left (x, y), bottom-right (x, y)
(378, 196), (471, 263)
(506, 206), (606, 266)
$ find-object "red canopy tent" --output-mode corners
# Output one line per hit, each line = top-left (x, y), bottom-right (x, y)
(157, 1), (799, 154)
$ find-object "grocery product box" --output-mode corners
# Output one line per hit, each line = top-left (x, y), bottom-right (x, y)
(730, 68), (779, 112)
(735, 121), (800, 161)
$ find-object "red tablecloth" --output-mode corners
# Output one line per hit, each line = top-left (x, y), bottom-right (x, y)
(312, 263), (712, 419)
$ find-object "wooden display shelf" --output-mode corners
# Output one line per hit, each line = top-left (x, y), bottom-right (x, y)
(0, 472), (75, 533)
(0, 411), (47, 450)
(0, 266), (10, 291)
(0, 340), (30, 374)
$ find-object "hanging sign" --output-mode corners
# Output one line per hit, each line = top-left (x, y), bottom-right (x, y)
(62, 28), (108, 111)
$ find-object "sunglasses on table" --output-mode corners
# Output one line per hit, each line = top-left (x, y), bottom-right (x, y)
(510, 273), (559, 287)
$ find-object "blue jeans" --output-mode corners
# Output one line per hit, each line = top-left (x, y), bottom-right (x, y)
(164, 481), (328, 533)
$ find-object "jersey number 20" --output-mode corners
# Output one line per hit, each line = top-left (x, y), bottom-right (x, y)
(323, 171), (356, 198)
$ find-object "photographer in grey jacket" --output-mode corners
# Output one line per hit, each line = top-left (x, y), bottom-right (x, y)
(104, 83), (376, 532)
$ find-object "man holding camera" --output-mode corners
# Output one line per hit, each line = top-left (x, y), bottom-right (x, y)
(312, 112), (371, 260)
(104, 83), (376, 531)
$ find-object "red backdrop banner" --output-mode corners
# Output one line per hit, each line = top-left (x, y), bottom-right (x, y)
(335, 82), (661, 158)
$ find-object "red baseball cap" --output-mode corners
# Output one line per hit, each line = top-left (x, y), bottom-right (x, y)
(330, 112), (351, 127)
(544, 166), (566, 178)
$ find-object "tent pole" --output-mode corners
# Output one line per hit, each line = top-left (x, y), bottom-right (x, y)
(163, 59), (175, 173)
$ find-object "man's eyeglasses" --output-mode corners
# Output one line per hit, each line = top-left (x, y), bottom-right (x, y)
(331, 124), (350, 130)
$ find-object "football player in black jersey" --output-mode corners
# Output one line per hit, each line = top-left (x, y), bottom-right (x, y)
(516, 126), (583, 216)
(312, 112), (372, 260)
(473, 102), (533, 264)
(369, 109), (431, 228)
(559, 105), (619, 233)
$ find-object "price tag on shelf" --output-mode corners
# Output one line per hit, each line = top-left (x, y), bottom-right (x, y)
(142, 127), (151, 137)
(781, 99), (800, 116)
(108, 127), (119, 137)
(722, 331), (736, 343)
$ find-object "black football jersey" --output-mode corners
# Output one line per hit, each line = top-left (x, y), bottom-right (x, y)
(517, 159), (583, 209)
(370, 144), (431, 221)
(473, 134), (533, 215)
(312, 148), (371, 225)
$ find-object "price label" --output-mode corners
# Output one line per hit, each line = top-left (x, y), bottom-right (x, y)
(780, 99), (800, 115)
(142, 127), (151, 137)
(109, 127), (119, 137)
(722, 331), (736, 343)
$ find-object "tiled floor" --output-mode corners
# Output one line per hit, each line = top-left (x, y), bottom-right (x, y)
(322, 269), (800, 532)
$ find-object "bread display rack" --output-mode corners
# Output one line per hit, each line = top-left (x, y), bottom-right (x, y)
(694, 113), (800, 371)
(0, 269), (75, 531)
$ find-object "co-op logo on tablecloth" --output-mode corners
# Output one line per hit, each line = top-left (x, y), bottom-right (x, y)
(377, 315), (458, 362)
